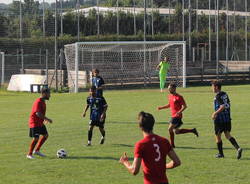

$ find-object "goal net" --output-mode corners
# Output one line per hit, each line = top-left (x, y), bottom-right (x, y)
(64, 41), (186, 93)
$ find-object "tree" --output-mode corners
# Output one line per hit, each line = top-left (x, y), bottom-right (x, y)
(0, 14), (9, 37)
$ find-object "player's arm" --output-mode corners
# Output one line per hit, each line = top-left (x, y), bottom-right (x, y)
(100, 104), (108, 121)
(156, 64), (160, 70)
(96, 84), (104, 90)
(176, 103), (187, 116)
(176, 97), (187, 116)
(82, 104), (89, 118)
(212, 104), (225, 120)
(158, 103), (170, 110)
(36, 112), (52, 123)
(119, 152), (141, 175)
(166, 149), (181, 169)
(97, 77), (105, 90)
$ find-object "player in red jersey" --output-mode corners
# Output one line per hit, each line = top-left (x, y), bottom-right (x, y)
(158, 83), (198, 148)
(119, 111), (181, 184)
(26, 88), (52, 159)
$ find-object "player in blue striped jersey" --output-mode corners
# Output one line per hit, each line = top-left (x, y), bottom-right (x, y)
(92, 69), (105, 97)
(82, 86), (108, 146)
(211, 80), (242, 159)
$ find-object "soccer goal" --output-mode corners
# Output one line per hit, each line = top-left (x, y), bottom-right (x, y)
(64, 41), (186, 93)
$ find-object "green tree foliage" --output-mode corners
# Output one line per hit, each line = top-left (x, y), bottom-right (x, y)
(1, 0), (249, 41)
(0, 14), (9, 37)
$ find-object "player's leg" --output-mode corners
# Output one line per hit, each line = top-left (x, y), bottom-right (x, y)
(214, 122), (224, 158)
(98, 120), (105, 144)
(175, 128), (199, 136)
(159, 72), (166, 92)
(224, 131), (242, 159)
(33, 125), (48, 157)
(99, 127), (105, 144)
(215, 133), (224, 158)
(173, 119), (199, 137)
(87, 123), (95, 146)
(27, 128), (39, 159)
(168, 123), (176, 148)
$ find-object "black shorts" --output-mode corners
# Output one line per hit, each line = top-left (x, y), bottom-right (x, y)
(29, 125), (48, 138)
(89, 119), (105, 128)
(169, 117), (183, 128)
(214, 121), (231, 135)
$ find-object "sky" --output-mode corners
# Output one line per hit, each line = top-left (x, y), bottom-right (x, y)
(0, 0), (54, 4)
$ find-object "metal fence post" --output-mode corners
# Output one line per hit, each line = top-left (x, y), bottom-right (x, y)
(45, 49), (48, 84)
(120, 48), (123, 86)
(193, 47), (196, 63)
(1, 52), (5, 85)
(21, 48), (24, 74)
(60, 48), (64, 89)
(201, 47), (204, 81)
(55, 0), (58, 91)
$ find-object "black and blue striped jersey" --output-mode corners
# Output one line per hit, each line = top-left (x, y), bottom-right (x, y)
(214, 91), (231, 123)
(87, 96), (107, 121)
(92, 76), (105, 97)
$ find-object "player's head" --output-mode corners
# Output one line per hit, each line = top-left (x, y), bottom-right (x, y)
(89, 86), (97, 96)
(168, 82), (177, 94)
(164, 56), (169, 62)
(138, 111), (155, 133)
(92, 69), (99, 77)
(41, 88), (50, 100)
(211, 80), (222, 93)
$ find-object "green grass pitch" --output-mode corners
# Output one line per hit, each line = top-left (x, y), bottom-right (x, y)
(0, 85), (249, 184)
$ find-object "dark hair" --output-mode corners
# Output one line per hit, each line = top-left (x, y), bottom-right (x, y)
(168, 82), (177, 89)
(92, 68), (99, 73)
(90, 86), (96, 91)
(41, 87), (50, 94)
(138, 111), (155, 133)
(211, 80), (222, 89)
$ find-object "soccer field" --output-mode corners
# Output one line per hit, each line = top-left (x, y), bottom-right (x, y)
(0, 85), (249, 184)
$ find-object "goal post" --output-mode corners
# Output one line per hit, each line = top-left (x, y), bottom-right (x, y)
(65, 41), (186, 93)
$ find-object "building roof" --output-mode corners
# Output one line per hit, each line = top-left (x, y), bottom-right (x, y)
(63, 6), (250, 17)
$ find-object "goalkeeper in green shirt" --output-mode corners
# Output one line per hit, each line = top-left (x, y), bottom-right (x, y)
(156, 57), (170, 92)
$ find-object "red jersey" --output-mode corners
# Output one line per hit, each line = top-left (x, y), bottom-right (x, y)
(168, 93), (186, 118)
(134, 134), (172, 184)
(29, 98), (46, 128)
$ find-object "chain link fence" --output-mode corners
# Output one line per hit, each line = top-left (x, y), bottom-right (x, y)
(0, 0), (250, 89)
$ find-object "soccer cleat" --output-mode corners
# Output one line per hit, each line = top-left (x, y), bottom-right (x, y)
(86, 141), (91, 146)
(237, 148), (243, 160)
(193, 128), (199, 137)
(100, 137), (105, 144)
(33, 151), (46, 157)
(215, 153), (224, 158)
(26, 155), (35, 159)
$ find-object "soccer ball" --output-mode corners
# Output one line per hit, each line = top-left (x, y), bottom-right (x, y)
(57, 149), (67, 159)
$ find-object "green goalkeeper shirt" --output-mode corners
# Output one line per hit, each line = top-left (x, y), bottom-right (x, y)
(159, 61), (170, 74)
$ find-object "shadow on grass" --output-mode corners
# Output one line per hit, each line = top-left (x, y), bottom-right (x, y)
(239, 157), (250, 160)
(175, 146), (215, 150)
(108, 121), (197, 126)
(108, 121), (134, 124)
(176, 146), (250, 151)
(65, 156), (134, 161)
(155, 122), (169, 125)
(112, 144), (134, 147)
(66, 156), (119, 161)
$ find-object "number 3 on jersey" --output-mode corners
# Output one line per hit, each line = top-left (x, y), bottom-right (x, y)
(153, 144), (161, 162)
